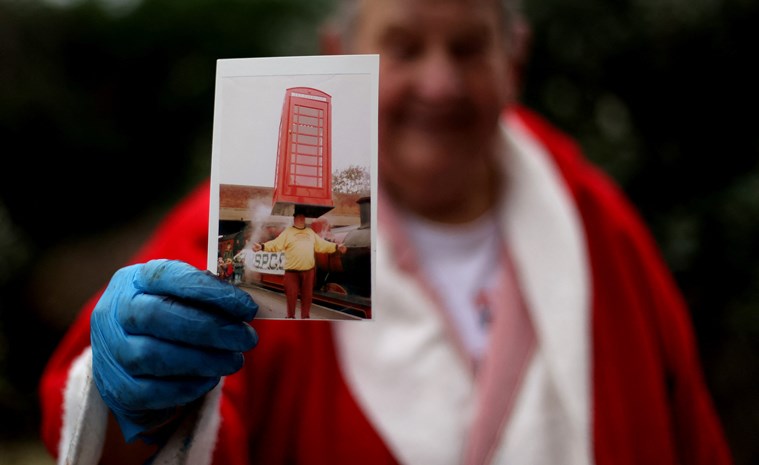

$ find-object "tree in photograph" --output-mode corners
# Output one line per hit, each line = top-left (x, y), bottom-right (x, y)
(332, 165), (370, 196)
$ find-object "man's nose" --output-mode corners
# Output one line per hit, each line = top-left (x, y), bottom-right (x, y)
(414, 50), (465, 104)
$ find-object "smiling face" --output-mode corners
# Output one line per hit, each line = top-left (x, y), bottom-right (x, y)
(349, 0), (517, 221)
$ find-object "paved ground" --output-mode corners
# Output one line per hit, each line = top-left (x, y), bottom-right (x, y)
(239, 284), (360, 321)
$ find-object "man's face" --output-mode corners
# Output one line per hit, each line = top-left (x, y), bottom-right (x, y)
(351, 0), (514, 213)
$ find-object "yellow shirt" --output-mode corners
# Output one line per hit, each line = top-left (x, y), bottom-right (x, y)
(262, 226), (337, 271)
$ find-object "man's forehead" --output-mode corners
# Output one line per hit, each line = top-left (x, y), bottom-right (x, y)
(356, 0), (502, 28)
(358, 0), (499, 7)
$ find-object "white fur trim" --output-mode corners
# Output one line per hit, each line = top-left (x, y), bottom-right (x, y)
(151, 382), (224, 465)
(57, 345), (224, 465)
(493, 353), (589, 464)
(334, 114), (592, 465)
(334, 240), (476, 465)
(499, 116), (592, 464)
(59, 347), (107, 465)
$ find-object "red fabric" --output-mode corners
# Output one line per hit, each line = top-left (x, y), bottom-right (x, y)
(283, 269), (315, 318)
(513, 105), (732, 465)
(37, 181), (397, 464)
(217, 322), (398, 465)
(38, 106), (732, 464)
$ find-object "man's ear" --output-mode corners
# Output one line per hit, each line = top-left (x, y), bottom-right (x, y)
(502, 15), (532, 105)
(319, 21), (345, 55)
(509, 15), (532, 94)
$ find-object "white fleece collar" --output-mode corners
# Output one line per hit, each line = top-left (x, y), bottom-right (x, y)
(334, 113), (592, 465)
(498, 114), (592, 462)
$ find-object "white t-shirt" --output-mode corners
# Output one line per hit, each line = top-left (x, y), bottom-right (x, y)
(403, 211), (504, 361)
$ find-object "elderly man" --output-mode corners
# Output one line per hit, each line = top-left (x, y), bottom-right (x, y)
(39, 0), (731, 464)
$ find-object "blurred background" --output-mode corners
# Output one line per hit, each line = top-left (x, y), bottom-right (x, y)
(0, 0), (757, 463)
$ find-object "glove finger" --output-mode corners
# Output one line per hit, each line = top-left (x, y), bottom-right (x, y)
(121, 293), (258, 352)
(100, 372), (221, 412)
(134, 259), (258, 321)
(130, 375), (221, 410)
(112, 333), (247, 378)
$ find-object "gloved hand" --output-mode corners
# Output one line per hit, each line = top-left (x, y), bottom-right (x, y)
(90, 259), (258, 443)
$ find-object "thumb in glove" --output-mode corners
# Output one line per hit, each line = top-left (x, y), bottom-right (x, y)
(90, 259), (258, 442)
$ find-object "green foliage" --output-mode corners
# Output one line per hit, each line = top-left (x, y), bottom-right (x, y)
(0, 0), (332, 244)
(0, 0), (334, 443)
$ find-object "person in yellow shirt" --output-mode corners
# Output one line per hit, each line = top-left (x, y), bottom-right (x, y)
(253, 208), (347, 319)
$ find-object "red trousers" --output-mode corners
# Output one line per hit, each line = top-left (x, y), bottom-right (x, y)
(283, 268), (315, 319)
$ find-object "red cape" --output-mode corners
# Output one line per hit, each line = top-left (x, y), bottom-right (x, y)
(39, 106), (732, 465)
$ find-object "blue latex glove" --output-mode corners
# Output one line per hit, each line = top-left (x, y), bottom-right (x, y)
(90, 259), (258, 443)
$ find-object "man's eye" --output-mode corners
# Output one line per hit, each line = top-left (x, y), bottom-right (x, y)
(383, 37), (422, 60)
(450, 35), (489, 60)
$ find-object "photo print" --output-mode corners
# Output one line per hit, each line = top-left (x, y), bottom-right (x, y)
(207, 55), (379, 321)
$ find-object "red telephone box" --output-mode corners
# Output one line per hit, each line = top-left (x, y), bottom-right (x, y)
(271, 87), (335, 218)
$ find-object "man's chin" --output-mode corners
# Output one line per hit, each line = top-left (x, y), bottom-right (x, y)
(390, 172), (469, 207)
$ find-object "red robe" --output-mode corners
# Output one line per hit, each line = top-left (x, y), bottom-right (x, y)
(38, 106), (732, 464)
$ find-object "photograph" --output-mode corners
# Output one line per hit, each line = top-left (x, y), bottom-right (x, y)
(208, 55), (379, 321)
